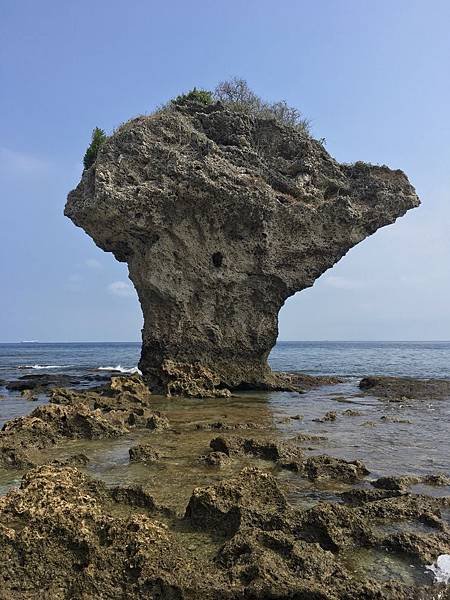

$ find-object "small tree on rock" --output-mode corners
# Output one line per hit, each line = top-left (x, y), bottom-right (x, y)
(83, 127), (107, 170)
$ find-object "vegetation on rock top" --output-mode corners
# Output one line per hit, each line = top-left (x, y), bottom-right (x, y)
(83, 126), (107, 170)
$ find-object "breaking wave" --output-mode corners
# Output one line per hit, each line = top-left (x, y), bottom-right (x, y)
(97, 365), (142, 375)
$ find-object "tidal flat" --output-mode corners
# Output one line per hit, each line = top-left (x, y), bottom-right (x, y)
(0, 367), (449, 598)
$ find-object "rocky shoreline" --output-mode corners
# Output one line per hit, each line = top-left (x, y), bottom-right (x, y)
(0, 374), (449, 598)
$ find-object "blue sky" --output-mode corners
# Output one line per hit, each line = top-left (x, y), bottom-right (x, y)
(1, 0), (449, 342)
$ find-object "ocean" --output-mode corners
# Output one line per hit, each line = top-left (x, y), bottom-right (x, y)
(1, 340), (449, 383)
(1, 341), (450, 487)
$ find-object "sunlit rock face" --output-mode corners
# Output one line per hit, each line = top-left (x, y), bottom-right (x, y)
(66, 101), (419, 396)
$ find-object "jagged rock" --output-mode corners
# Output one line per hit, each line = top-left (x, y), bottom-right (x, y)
(302, 455), (370, 483)
(109, 373), (150, 398)
(66, 101), (419, 396)
(129, 443), (160, 463)
(210, 435), (304, 462)
(313, 410), (337, 423)
(216, 528), (349, 597)
(372, 473), (450, 491)
(0, 465), (217, 598)
(2, 403), (127, 443)
(372, 475), (421, 491)
(380, 530), (450, 563)
(194, 420), (268, 431)
(184, 467), (289, 535)
(340, 488), (405, 506)
(52, 453), (90, 467)
(197, 451), (231, 468)
(359, 376), (450, 400)
(342, 408), (362, 416)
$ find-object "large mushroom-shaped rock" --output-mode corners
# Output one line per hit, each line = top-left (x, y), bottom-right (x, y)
(66, 101), (420, 396)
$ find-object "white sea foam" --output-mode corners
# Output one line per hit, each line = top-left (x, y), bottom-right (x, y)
(18, 364), (71, 370)
(426, 554), (450, 584)
(97, 365), (142, 375)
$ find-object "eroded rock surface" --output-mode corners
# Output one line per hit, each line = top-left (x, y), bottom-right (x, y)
(359, 376), (450, 400)
(66, 101), (419, 396)
(0, 376), (167, 469)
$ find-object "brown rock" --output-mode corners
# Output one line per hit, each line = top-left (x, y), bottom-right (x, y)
(66, 101), (419, 396)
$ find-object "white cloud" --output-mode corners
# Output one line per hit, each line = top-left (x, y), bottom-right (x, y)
(85, 258), (102, 269)
(107, 281), (135, 298)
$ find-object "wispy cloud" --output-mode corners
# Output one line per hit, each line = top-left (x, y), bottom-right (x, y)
(107, 281), (135, 298)
(0, 147), (50, 177)
(85, 258), (102, 269)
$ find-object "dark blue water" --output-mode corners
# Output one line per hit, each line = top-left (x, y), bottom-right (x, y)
(1, 341), (449, 383)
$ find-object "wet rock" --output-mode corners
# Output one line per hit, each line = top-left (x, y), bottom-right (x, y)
(340, 488), (405, 506)
(66, 101), (419, 397)
(380, 530), (450, 563)
(373, 473), (450, 491)
(380, 415), (413, 423)
(109, 484), (171, 515)
(313, 410), (337, 423)
(298, 502), (375, 551)
(0, 445), (35, 469)
(197, 451), (231, 468)
(422, 473), (450, 487)
(20, 389), (38, 401)
(290, 413), (304, 420)
(5, 373), (76, 392)
(52, 453), (90, 467)
(3, 403), (128, 443)
(359, 376), (450, 400)
(0, 465), (217, 598)
(145, 412), (170, 430)
(184, 467), (289, 536)
(108, 374), (151, 401)
(216, 527), (348, 597)
(295, 432), (328, 443)
(129, 443), (160, 464)
(210, 435), (304, 462)
(342, 408), (362, 416)
(302, 455), (370, 483)
(194, 421), (268, 431)
(372, 475), (420, 491)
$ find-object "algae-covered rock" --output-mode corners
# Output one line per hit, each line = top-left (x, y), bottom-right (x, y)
(66, 101), (419, 396)
(184, 467), (289, 535)
(129, 442), (160, 464)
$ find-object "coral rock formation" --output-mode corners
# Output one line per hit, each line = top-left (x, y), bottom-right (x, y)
(66, 101), (420, 395)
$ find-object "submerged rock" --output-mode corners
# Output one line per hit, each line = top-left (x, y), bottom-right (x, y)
(66, 101), (419, 396)
(210, 434), (304, 462)
(197, 451), (231, 468)
(129, 443), (160, 464)
(359, 376), (450, 400)
(302, 455), (370, 483)
(0, 379), (168, 470)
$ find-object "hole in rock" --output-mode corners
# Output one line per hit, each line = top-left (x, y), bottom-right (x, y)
(212, 252), (224, 268)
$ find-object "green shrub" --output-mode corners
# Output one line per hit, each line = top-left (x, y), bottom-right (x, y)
(171, 87), (213, 107)
(83, 127), (107, 170)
